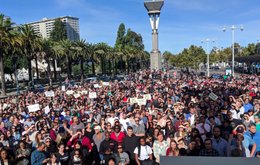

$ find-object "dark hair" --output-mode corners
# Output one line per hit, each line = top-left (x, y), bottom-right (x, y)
(106, 157), (116, 164)
(127, 126), (133, 130)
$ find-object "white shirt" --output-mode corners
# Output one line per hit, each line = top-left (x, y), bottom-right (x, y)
(196, 123), (211, 141)
(107, 117), (118, 127)
(134, 145), (153, 161)
(119, 118), (130, 131)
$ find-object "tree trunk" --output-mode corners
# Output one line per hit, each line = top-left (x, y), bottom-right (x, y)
(28, 57), (32, 82)
(80, 56), (84, 84)
(14, 60), (19, 95)
(108, 59), (112, 75)
(46, 58), (52, 86)
(66, 55), (71, 79)
(35, 56), (39, 81)
(91, 53), (95, 75)
(52, 58), (57, 81)
(0, 52), (6, 96)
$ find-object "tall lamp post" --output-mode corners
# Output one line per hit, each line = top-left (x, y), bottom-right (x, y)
(144, 0), (164, 70)
(223, 25), (244, 77)
(201, 39), (215, 77)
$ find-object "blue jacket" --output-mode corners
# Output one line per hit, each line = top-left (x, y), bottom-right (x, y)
(244, 131), (260, 152)
(31, 150), (46, 165)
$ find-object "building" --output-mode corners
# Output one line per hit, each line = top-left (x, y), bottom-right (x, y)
(28, 16), (80, 41)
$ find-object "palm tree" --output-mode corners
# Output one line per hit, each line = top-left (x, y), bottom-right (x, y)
(0, 14), (15, 96)
(41, 39), (55, 86)
(87, 43), (96, 75)
(95, 43), (110, 75)
(72, 39), (89, 84)
(20, 24), (40, 85)
(54, 40), (73, 79)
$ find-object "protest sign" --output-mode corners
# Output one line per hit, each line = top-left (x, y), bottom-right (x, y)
(137, 98), (147, 106)
(89, 92), (97, 99)
(74, 93), (81, 98)
(209, 92), (218, 101)
(130, 98), (138, 105)
(45, 91), (55, 97)
(102, 82), (110, 86)
(44, 106), (50, 114)
(28, 104), (40, 112)
(66, 90), (74, 95)
(143, 94), (151, 101)
(61, 86), (66, 91)
(94, 84), (101, 88)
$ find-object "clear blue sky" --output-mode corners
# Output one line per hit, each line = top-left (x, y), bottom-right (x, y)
(1, 0), (260, 54)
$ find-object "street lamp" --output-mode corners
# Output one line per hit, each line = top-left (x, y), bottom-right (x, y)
(201, 39), (215, 77)
(144, 0), (164, 70)
(223, 25), (244, 77)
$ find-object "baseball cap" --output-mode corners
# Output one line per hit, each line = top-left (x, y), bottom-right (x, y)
(94, 125), (101, 130)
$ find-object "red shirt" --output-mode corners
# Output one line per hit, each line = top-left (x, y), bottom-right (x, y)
(110, 132), (125, 144)
(67, 136), (93, 151)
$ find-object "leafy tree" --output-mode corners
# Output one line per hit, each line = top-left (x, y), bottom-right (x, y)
(50, 19), (67, 42)
(0, 14), (16, 95)
(20, 24), (41, 83)
(115, 23), (126, 49)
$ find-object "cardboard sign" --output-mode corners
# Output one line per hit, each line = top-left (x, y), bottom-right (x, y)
(89, 92), (97, 99)
(28, 104), (40, 112)
(143, 94), (152, 101)
(129, 98), (138, 105)
(45, 91), (55, 97)
(209, 92), (218, 101)
(102, 82), (110, 86)
(44, 106), (50, 114)
(137, 98), (147, 106)
(66, 90), (74, 95)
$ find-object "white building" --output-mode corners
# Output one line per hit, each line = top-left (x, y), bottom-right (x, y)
(28, 16), (80, 41)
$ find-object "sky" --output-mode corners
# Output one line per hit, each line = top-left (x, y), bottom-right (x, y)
(1, 0), (260, 54)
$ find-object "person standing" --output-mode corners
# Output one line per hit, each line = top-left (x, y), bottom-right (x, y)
(199, 139), (219, 157)
(134, 137), (153, 165)
(153, 132), (168, 163)
(211, 126), (228, 156)
(31, 142), (50, 165)
(122, 126), (139, 164)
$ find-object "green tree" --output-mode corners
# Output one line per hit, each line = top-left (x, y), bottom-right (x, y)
(0, 14), (16, 95)
(50, 19), (67, 42)
(20, 24), (41, 84)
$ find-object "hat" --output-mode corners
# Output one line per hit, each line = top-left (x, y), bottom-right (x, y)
(236, 126), (244, 133)
(94, 125), (101, 130)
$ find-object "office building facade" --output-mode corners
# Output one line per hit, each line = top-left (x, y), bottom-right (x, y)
(28, 16), (80, 41)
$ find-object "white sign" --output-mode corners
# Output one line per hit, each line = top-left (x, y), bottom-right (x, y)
(137, 98), (147, 106)
(66, 90), (74, 95)
(143, 94), (152, 101)
(81, 90), (88, 95)
(89, 92), (97, 99)
(102, 82), (110, 86)
(209, 92), (218, 101)
(28, 104), (40, 112)
(61, 86), (66, 91)
(44, 106), (50, 114)
(130, 98), (138, 105)
(94, 84), (101, 88)
(45, 91), (55, 97)
(74, 93), (81, 98)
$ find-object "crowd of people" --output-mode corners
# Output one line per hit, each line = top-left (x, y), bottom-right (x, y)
(0, 69), (260, 165)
